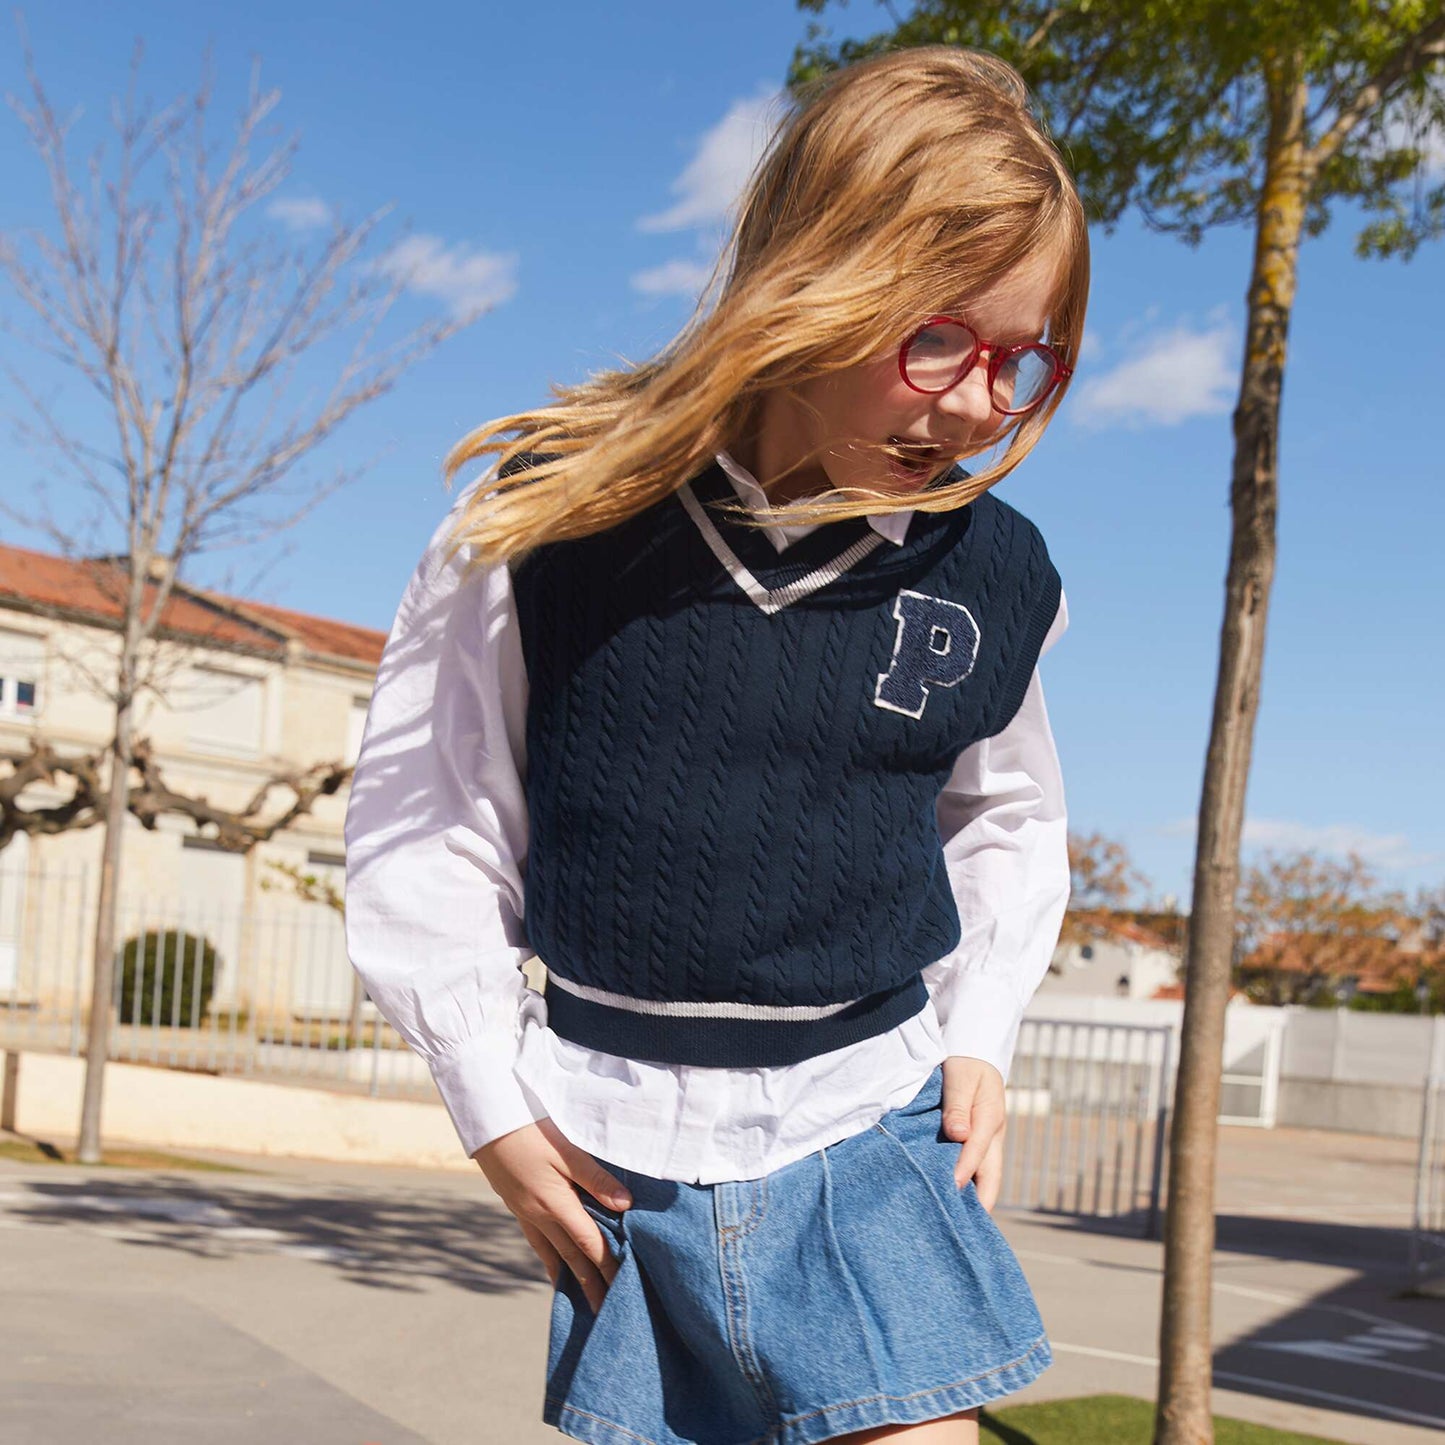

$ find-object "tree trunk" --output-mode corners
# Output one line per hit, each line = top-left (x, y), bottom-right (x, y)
(1154, 64), (1310, 1445)
(346, 972), (367, 1050)
(76, 662), (138, 1163)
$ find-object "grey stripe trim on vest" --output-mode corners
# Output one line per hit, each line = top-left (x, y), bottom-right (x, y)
(678, 481), (888, 616)
(546, 969), (864, 1020)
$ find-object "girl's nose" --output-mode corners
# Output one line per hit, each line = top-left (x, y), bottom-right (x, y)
(933, 361), (998, 432)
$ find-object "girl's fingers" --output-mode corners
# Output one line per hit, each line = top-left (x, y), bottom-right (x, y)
(941, 1098), (974, 1143)
(573, 1164), (633, 1211)
(539, 1206), (618, 1315)
(518, 1219), (562, 1286)
(974, 1130), (1005, 1213)
(953, 1100), (1005, 1190)
(541, 1221), (605, 1312)
(537, 1120), (634, 1210)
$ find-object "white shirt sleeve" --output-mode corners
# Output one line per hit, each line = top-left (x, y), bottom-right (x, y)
(921, 591), (1070, 1082)
(343, 482), (548, 1157)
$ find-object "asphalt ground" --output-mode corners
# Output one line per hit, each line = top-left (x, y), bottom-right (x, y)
(0, 1123), (1440, 1445)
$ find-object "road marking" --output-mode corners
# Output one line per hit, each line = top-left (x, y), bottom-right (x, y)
(1253, 1337), (1445, 1385)
(0, 1191), (238, 1226)
(1016, 1246), (1159, 1272)
(1222, 1202), (1416, 1218)
(1051, 1343), (1445, 1431)
(1051, 1341), (1158, 1368)
(1017, 1246), (1445, 1350)
(1215, 1282), (1445, 1348)
(1212, 1371), (1445, 1432)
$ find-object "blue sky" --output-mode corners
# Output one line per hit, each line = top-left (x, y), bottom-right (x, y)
(2, 2), (1442, 904)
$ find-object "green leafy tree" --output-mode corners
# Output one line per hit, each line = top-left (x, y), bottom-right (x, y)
(793, 7), (1445, 1442)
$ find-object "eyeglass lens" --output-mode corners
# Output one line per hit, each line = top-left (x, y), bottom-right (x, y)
(903, 320), (1056, 411)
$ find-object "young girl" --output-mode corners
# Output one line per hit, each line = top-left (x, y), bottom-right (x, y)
(345, 45), (1086, 1445)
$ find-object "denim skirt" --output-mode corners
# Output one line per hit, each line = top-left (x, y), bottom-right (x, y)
(543, 1063), (1051, 1445)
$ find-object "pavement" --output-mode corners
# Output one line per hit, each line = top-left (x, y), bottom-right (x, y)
(0, 1124), (1441, 1445)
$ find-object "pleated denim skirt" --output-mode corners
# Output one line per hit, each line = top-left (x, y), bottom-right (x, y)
(543, 1063), (1051, 1445)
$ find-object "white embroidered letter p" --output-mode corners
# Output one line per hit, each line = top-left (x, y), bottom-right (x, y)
(874, 590), (981, 719)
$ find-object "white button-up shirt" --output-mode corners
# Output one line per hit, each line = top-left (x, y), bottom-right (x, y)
(344, 453), (1070, 1184)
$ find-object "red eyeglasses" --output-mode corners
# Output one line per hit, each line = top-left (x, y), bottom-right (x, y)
(898, 316), (1072, 416)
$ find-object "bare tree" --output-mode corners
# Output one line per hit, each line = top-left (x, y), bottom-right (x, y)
(0, 38), (482, 1161)
(0, 734), (351, 852)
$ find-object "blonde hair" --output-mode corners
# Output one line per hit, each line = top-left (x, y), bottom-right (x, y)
(446, 46), (1089, 566)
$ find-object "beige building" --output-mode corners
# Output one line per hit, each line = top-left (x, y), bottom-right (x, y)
(0, 542), (385, 1023)
(1042, 918), (1183, 1002)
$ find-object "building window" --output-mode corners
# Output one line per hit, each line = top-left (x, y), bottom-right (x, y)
(180, 665), (264, 756)
(0, 629), (44, 720)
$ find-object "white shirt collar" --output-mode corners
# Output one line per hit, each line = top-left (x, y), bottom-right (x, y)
(714, 451), (913, 553)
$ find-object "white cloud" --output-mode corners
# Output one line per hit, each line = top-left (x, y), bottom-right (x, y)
(630, 258), (715, 298)
(267, 196), (332, 232)
(374, 235), (518, 319)
(1241, 818), (1427, 870)
(639, 89), (783, 234)
(1164, 814), (1435, 873)
(1074, 316), (1237, 428)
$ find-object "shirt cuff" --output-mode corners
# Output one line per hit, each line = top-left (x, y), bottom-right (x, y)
(427, 1015), (551, 1158)
(930, 971), (1026, 1084)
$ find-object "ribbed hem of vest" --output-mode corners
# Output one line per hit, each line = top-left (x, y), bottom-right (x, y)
(542, 972), (930, 1068)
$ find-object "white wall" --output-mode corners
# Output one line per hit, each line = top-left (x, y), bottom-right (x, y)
(1026, 992), (1445, 1136)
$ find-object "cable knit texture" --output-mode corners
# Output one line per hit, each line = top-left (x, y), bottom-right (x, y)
(511, 461), (1060, 1066)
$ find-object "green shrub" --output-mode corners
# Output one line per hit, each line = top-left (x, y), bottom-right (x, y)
(117, 930), (220, 1026)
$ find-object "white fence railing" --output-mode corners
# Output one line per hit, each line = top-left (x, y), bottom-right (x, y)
(1004, 1018), (1171, 1231)
(2, 859), (1173, 1223)
(0, 859), (432, 1100)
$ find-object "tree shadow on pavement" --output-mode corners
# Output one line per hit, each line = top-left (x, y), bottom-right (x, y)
(1019, 1207), (1414, 1277)
(1, 1172), (548, 1296)
(1016, 1208), (1445, 1434)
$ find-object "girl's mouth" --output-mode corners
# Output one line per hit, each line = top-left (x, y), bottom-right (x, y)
(885, 437), (947, 484)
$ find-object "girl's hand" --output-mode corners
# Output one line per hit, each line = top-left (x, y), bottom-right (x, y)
(940, 1055), (1007, 1213)
(473, 1116), (633, 1314)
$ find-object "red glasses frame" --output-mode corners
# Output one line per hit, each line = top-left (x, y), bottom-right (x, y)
(897, 315), (1072, 416)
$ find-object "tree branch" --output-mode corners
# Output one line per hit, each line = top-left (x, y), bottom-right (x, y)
(1, 734), (352, 855)
(1309, 12), (1445, 172)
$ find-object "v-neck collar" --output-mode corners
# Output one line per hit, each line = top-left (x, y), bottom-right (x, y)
(714, 450), (914, 551)
(677, 463), (892, 616)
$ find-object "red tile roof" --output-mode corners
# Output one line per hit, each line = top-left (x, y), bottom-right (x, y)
(0, 543), (384, 669)
(226, 598), (386, 668)
(1149, 981), (1248, 1003)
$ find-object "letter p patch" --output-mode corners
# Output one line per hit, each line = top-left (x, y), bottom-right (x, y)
(874, 590), (981, 719)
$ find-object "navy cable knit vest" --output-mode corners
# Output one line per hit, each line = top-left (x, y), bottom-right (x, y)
(511, 461), (1060, 1067)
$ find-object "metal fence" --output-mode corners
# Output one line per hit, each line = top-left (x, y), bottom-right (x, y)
(1002, 1017), (1172, 1231)
(0, 859), (433, 1100)
(2, 859), (1172, 1225)
(1409, 1073), (1445, 1291)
